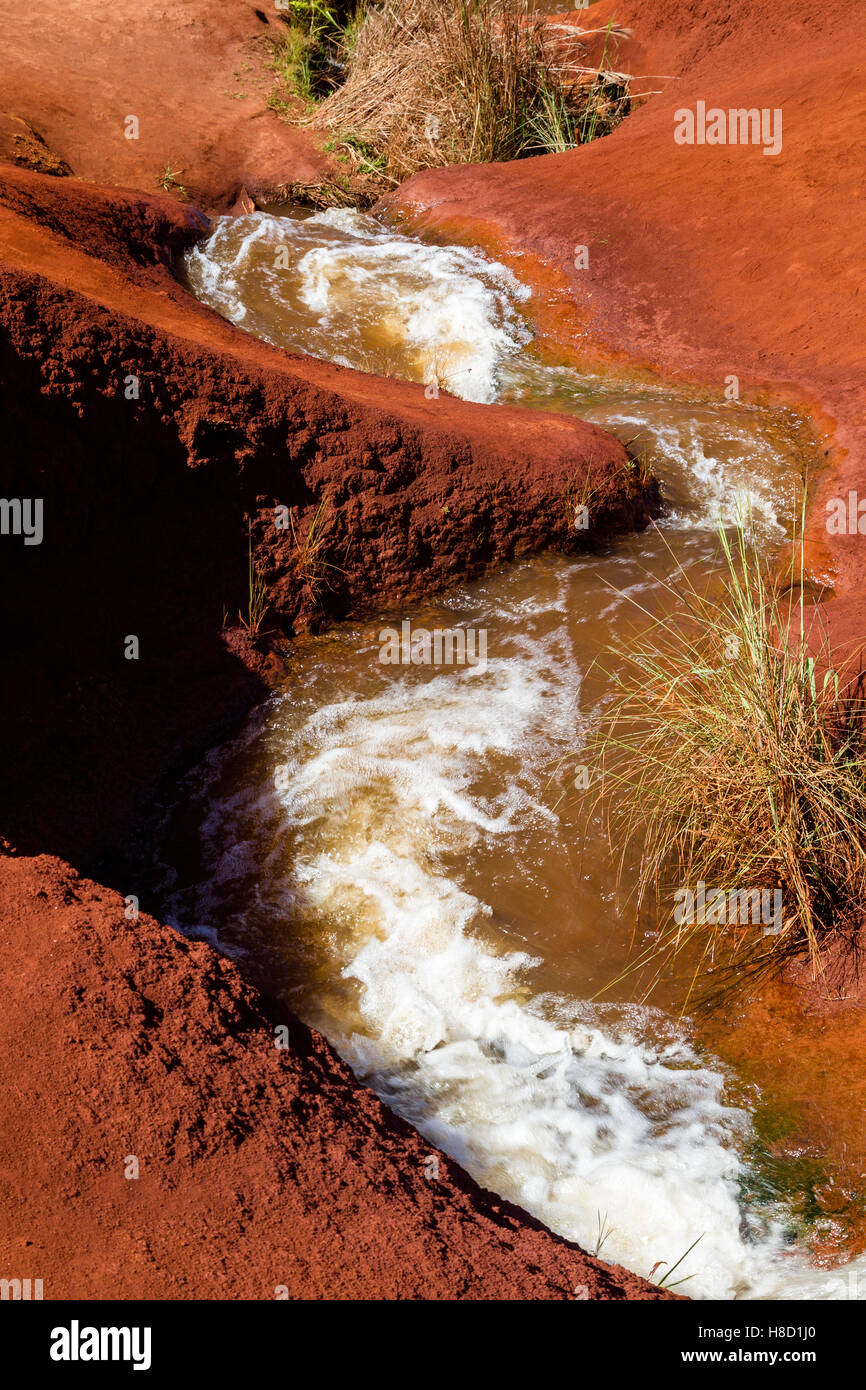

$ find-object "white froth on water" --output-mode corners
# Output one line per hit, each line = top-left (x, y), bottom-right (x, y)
(170, 206), (857, 1299)
(183, 206), (798, 534)
(182, 207), (531, 402)
(159, 575), (865, 1300)
(585, 410), (786, 535)
(263, 649), (863, 1300)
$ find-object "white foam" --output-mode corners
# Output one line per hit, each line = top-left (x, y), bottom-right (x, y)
(182, 209), (531, 402)
(183, 209), (798, 537)
(171, 210), (852, 1299)
(589, 411), (786, 535)
(262, 654), (863, 1299)
(157, 591), (864, 1300)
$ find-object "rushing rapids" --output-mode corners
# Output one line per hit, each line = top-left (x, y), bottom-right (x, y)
(170, 206), (865, 1299)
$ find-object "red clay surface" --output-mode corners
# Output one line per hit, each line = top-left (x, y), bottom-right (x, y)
(388, 0), (866, 658)
(0, 856), (672, 1299)
(0, 0), (328, 207)
(2, 0), (862, 1302)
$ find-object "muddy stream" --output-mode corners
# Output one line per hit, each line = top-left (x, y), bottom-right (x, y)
(157, 206), (866, 1299)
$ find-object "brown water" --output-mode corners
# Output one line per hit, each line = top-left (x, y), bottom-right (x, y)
(167, 206), (866, 1299)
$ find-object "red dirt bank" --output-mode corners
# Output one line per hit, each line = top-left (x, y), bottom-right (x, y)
(0, 6), (656, 1294)
(0, 856), (670, 1299)
(0, 0), (329, 208)
(389, 0), (866, 656)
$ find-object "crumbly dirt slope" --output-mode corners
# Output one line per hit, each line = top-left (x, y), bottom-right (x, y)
(387, 0), (866, 657)
(0, 855), (675, 1300)
(0, 0), (327, 208)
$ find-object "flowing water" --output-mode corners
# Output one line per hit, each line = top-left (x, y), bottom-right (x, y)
(169, 207), (866, 1299)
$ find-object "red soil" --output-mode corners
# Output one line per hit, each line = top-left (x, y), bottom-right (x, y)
(0, 52), (655, 1297)
(0, 855), (670, 1299)
(0, 0), (328, 208)
(387, 0), (866, 656)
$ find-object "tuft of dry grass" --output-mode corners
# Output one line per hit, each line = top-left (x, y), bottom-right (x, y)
(270, 174), (363, 208)
(289, 495), (345, 603)
(309, 0), (631, 182)
(591, 519), (866, 1009)
(238, 521), (270, 636)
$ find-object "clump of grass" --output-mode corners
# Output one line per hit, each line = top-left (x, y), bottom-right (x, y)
(338, 0), (368, 58)
(267, 0), (358, 105)
(311, 133), (399, 204)
(309, 0), (631, 182)
(527, 24), (630, 152)
(593, 519), (866, 1007)
(289, 495), (344, 602)
(591, 1209), (615, 1258)
(238, 521), (269, 636)
(155, 163), (187, 197)
(329, 131), (390, 176)
(269, 22), (319, 103)
(561, 467), (598, 533)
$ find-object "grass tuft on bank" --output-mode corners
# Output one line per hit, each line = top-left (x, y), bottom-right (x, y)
(593, 521), (866, 1008)
(267, 0), (631, 201)
(267, 0), (354, 105)
(316, 0), (629, 177)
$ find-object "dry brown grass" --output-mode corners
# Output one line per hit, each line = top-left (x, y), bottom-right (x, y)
(238, 521), (269, 636)
(308, 0), (631, 182)
(289, 495), (345, 603)
(591, 521), (866, 1009)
